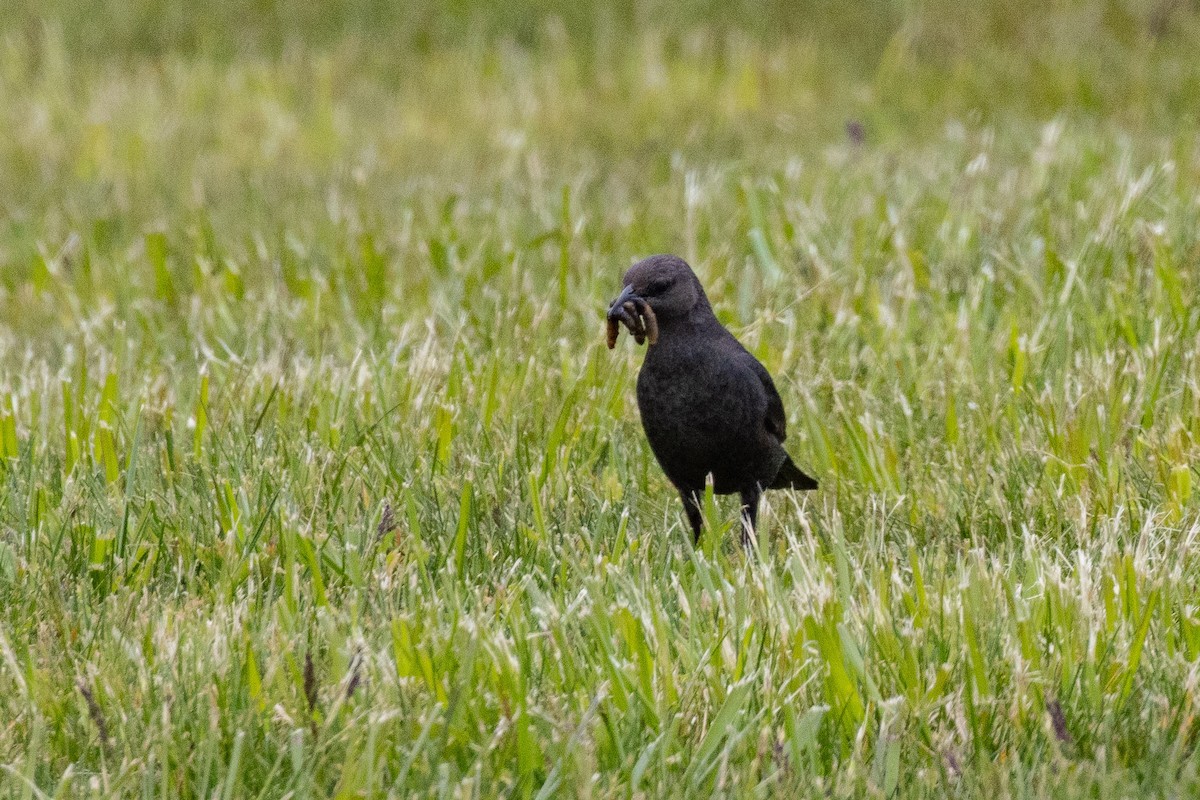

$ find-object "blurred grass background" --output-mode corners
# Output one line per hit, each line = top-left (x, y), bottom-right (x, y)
(2, 1), (1200, 797)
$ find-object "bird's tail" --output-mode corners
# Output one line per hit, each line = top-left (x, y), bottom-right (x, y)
(770, 454), (818, 490)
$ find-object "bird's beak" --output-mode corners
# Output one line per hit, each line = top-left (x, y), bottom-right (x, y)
(606, 284), (639, 319)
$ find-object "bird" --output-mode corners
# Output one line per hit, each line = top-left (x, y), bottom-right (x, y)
(606, 254), (818, 544)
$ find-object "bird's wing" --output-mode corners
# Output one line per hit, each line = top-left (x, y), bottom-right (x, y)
(743, 353), (787, 443)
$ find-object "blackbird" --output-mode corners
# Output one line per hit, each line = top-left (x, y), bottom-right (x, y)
(607, 254), (818, 543)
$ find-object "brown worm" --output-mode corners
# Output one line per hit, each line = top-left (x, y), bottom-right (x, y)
(606, 298), (660, 348)
(637, 300), (658, 345)
(607, 304), (639, 347)
(622, 301), (646, 343)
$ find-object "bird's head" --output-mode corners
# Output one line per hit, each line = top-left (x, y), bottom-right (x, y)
(608, 254), (707, 323)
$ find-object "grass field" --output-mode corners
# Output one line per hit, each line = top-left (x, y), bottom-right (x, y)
(2, 1), (1200, 797)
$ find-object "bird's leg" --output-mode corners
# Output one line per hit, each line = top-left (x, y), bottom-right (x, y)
(738, 485), (761, 547)
(680, 490), (703, 543)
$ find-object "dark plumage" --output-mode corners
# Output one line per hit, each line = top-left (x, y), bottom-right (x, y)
(607, 254), (818, 543)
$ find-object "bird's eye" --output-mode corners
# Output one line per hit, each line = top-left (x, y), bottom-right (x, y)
(643, 280), (669, 296)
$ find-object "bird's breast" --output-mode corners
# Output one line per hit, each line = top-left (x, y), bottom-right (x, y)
(634, 338), (769, 491)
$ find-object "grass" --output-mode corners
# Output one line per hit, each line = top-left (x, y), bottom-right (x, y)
(2, 1), (1200, 796)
